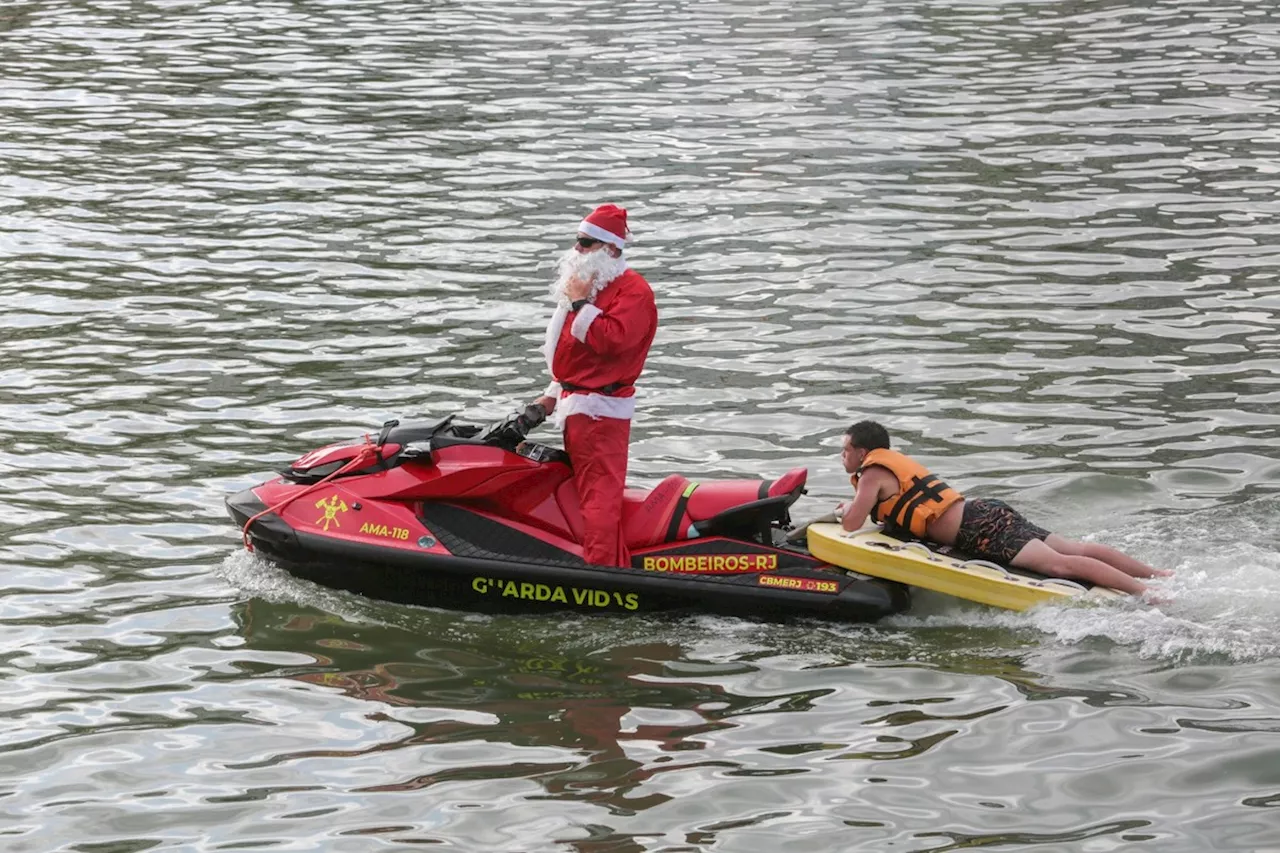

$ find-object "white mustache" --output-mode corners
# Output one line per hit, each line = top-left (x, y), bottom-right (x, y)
(550, 246), (627, 304)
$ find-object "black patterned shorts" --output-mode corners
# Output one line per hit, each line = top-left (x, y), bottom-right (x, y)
(955, 499), (1051, 565)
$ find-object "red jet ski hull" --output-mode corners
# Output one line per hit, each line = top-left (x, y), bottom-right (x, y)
(225, 414), (909, 622)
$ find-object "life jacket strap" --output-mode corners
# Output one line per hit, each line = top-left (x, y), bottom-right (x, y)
(884, 474), (950, 533)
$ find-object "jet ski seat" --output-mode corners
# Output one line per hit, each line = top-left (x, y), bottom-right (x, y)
(621, 468), (808, 550)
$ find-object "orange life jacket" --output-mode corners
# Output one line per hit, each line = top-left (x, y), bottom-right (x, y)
(851, 448), (963, 537)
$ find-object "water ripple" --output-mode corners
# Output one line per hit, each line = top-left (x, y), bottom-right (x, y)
(4, 0), (1280, 849)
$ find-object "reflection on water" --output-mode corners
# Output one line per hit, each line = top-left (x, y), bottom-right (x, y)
(218, 598), (1280, 851)
(4, 0), (1280, 849)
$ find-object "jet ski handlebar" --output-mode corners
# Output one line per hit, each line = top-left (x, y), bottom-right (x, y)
(475, 402), (548, 449)
(385, 405), (547, 457)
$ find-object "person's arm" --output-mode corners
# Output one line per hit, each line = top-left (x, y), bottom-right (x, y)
(839, 467), (892, 532)
(571, 284), (657, 357)
(535, 394), (557, 414)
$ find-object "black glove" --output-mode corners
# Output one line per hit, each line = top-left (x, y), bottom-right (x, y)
(515, 402), (547, 435)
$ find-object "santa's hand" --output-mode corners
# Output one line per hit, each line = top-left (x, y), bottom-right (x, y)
(516, 402), (548, 434)
(564, 274), (590, 302)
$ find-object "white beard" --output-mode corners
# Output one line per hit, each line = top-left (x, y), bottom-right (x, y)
(549, 246), (628, 307)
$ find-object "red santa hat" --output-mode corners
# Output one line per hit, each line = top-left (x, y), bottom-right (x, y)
(577, 204), (629, 249)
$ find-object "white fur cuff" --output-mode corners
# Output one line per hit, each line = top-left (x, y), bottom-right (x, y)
(544, 380), (562, 398)
(571, 304), (602, 342)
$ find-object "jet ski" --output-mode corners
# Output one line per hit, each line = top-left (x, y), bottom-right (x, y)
(225, 406), (909, 622)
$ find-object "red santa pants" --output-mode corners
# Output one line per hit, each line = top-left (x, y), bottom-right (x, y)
(564, 413), (631, 567)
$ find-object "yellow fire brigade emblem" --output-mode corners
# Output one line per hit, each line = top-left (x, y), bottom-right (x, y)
(314, 494), (348, 531)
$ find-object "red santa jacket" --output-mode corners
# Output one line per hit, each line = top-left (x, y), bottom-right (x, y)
(544, 268), (657, 420)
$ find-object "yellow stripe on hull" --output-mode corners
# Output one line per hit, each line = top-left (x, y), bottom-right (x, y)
(806, 523), (1124, 612)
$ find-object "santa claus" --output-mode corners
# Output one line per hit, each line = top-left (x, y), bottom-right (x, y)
(533, 204), (658, 567)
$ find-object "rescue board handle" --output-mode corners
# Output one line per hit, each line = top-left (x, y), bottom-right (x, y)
(1035, 578), (1088, 593)
(960, 559), (1014, 579)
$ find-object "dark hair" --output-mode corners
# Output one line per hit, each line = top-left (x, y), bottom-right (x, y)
(844, 420), (890, 451)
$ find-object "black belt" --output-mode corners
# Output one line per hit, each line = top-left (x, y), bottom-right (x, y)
(561, 381), (627, 395)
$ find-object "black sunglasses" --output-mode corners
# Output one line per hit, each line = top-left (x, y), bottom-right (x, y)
(575, 236), (604, 248)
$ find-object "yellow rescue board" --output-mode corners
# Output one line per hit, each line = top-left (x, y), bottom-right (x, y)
(806, 523), (1126, 612)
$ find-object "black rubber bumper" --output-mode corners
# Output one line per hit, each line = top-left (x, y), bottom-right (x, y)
(226, 488), (298, 552)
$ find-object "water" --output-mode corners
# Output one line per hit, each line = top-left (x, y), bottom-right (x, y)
(4, 0), (1280, 849)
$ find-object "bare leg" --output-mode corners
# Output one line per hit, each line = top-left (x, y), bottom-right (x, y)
(1012, 539), (1148, 596)
(1044, 534), (1172, 578)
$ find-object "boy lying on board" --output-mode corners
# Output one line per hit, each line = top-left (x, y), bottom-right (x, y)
(831, 421), (1171, 596)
